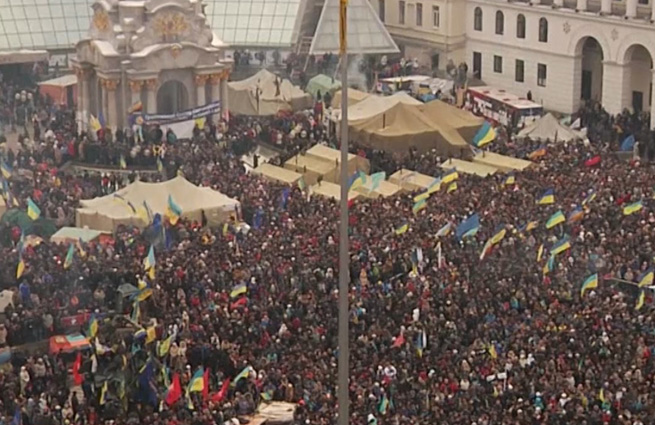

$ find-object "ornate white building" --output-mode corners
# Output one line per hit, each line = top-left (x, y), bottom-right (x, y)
(72, 0), (232, 130)
(374, 0), (655, 126)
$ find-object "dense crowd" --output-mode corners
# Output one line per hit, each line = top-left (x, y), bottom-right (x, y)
(1, 71), (655, 425)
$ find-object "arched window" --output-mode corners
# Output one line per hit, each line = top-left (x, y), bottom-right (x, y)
(474, 7), (483, 31)
(495, 11), (504, 35)
(516, 14), (526, 39)
(539, 17), (548, 42)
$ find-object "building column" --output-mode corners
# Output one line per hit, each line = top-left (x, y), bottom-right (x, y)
(530, 0), (541, 4)
(194, 74), (208, 107)
(651, 69), (655, 128)
(104, 79), (119, 130)
(602, 61), (630, 116)
(600, 0), (611, 13)
(209, 73), (221, 104)
(75, 67), (84, 111)
(625, 0), (637, 17)
(145, 79), (158, 114)
(577, 0), (587, 11)
(652, 3), (655, 21)
(553, 0), (563, 6)
(101, 80), (108, 124)
(128, 80), (143, 109)
(81, 72), (90, 123)
(220, 69), (230, 120)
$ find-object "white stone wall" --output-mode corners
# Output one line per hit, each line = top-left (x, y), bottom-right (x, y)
(463, 0), (655, 116)
(373, 0), (467, 69)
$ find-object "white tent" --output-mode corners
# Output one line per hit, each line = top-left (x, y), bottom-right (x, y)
(518, 113), (582, 142)
(228, 69), (313, 116)
(347, 91), (422, 121)
(76, 177), (240, 231)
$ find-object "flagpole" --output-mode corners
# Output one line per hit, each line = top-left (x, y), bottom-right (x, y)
(338, 0), (350, 424)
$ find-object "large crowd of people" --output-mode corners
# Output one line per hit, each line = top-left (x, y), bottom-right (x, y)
(1, 68), (655, 425)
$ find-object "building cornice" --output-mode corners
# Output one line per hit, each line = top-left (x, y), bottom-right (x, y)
(468, 0), (655, 31)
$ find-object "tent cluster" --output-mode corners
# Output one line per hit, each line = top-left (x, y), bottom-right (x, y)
(228, 69), (312, 116)
(76, 177), (240, 232)
(346, 92), (484, 155)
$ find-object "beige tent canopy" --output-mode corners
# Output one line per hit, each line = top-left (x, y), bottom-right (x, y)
(389, 169), (438, 192)
(76, 177), (240, 231)
(472, 151), (534, 172)
(354, 179), (402, 199)
(422, 100), (484, 142)
(332, 88), (370, 107)
(228, 69), (313, 116)
(252, 163), (302, 185)
(50, 227), (110, 245)
(440, 158), (498, 177)
(284, 154), (337, 185)
(306, 144), (370, 175)
(311, 181), (361, 202)
(350, 102), (472, 156)
(518, 113), (581, 142)
(349, 91), (422, 121)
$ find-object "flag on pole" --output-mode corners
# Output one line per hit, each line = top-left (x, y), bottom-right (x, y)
(64, 243), (75, 269)
(580, 274), (598, 297)
(26, 198), (41, 220)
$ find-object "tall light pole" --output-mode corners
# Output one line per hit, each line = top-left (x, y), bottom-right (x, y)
(337, 1), (350, 424)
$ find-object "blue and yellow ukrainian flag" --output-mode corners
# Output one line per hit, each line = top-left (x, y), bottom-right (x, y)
(143, 245), (155, 270)
(378, 394), (390, 415)
(370, 172), (386, 192)
(413, 191), (430, 203)
(27, 197), (41, 220)
(230, 282), (247, 298)
(16, 254), (25, 279)
(636, 290), (646, 311)
(472, 121), (496, 147)
(550, 235), (571, 256)
(159, 334), (174, 358)
(447, 182), (457, 193)
(580, 274), (598, 297)
(131, 300), (141, 324)
(427, 178), (442, 194)
(412, 199), (427, 214)
(537, 189), (555, 205)
(232, 365), (254, 386)
(623, 200), (643, 216)
(1, 160), (12, 179)
(536, 244), (544, 262)
(88, 313), (99, 338)
(395, 223), (409, 236)
(436, 222), (452, 237)
(502, 173), (516, 186)
(99, 381), (108, 405)
(546, 210), (565, 229)
(490, 226), (507, 245)
(167, 194), (183, 225)
(186, 368), (205, 394)
(638, 268), (654, 287)
(567, 206), (584, 224)
(136, 277), (153, 301)
(63, 243), (75, 270)
(582, 189), (597, 206)
(89, 114), (102, 132)
(442, 169), (458, 184)
(348, 171), (367, 191)
(543, 255), (555, 275)
(525, 220), (539, 232)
